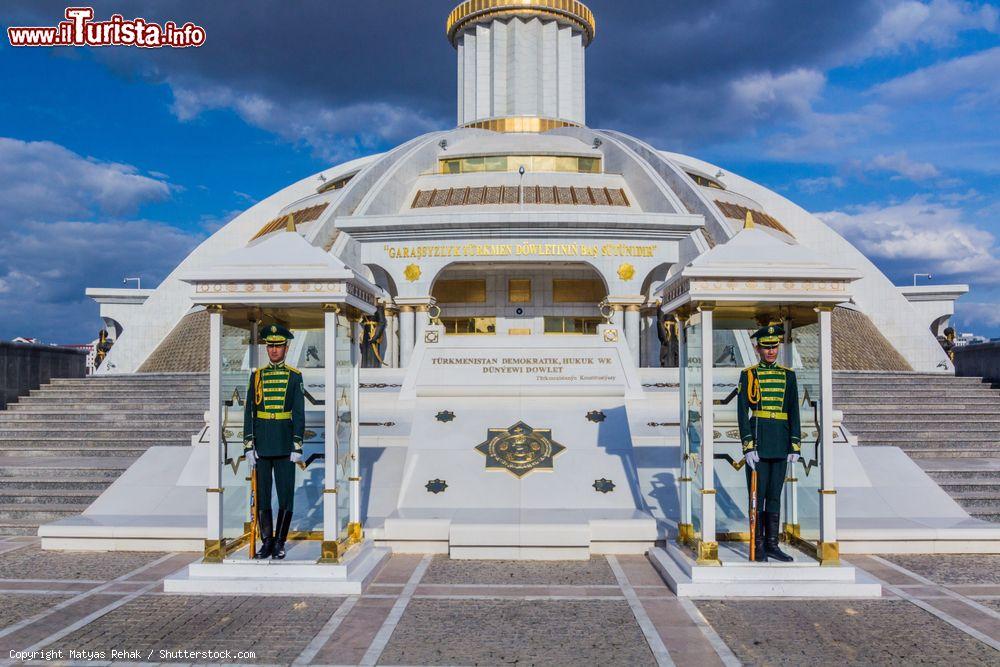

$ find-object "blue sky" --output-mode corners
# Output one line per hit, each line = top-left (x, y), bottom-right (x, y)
(0, 0), (997, 343)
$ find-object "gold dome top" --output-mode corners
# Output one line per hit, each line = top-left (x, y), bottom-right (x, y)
(447, 0), (596, 47)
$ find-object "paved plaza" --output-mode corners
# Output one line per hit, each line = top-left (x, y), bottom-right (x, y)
(1, 537), (998, 666)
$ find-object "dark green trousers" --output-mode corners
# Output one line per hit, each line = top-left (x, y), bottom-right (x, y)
(256, 455), (295, 512)
(745, 458), (787, 514)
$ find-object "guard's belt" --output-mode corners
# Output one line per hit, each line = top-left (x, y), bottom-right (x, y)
(256, 411), (292, 421)
(752, 409), (788, 420)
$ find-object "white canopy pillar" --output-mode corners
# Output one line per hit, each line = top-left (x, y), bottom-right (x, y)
(676, 314), (693, 545)
(204, 305), (224, 562)
(320, 305), (341, 563)
(697, 305), (718, 565)
(349, 317), (363, 544)
(817, 305), (839, 565)
(625, 305), (641, 366)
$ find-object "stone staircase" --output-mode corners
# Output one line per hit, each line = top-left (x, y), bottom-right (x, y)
(0, 373), (207, 535)
(835, 371), (1000, 522)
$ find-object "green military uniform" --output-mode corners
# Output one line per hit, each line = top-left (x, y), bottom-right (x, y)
(243, 324), (305, 560)
(736, 324), (801, 562)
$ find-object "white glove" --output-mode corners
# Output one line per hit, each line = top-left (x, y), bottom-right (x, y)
(290, 451), (303, 464)
(245, 450), (257, 468)
(744, 450), (760, 471)
(787, 453), (800, 464)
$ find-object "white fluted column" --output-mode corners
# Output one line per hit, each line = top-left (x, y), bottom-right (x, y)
(415, 305), (431, 343)
(385, 306), (399, 368)
(399, 306), (415, 368)
(625, 305), (640, 366)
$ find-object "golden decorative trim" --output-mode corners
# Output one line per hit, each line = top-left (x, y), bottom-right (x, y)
(206, 304), (225, 313)
(695, 540), (720, 566)
(677, 476), (693, 482)
(783, 523), (802, 539)
(448, 0), (596, 46)
(699, 489), (717, 495)
(818, 489), (838, 495)
(323, 304), (341, 313)
(617, 262), (636, 281)
(785, 477), (799, 483)
(348, 476), (362, 482)
(677, 522), (695, 545)
(814, 304), (836, 312)
(288, 530), (324, 541)
(460, 116), (581, 133)
(205, 487), (223, 493)
(717, 531), (751, 542)
(323, 488), (338, 494)
(348, 522), (363, 544)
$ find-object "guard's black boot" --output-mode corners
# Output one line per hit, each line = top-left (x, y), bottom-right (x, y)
(254, 508), (274, 559)
(752, 510), (767, 562)
(272, 509), (292, 560)
(764, 511), (794, 562)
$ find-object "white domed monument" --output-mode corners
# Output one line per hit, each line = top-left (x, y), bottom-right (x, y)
(45, 0), (997, 596)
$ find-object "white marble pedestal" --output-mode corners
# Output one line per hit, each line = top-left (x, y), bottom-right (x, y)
(648, 542), (881, 598)
(163, 539), (389, 595)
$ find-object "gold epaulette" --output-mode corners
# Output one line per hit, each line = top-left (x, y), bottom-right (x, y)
(285, 364), (301, 375)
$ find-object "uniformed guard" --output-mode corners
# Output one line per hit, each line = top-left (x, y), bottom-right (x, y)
(243, 323), (305, 560)
(737, 324), (801, 563)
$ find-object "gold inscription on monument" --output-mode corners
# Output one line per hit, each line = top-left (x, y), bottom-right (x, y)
(475, 421), (566, 478)
(383, 242), (656, 260)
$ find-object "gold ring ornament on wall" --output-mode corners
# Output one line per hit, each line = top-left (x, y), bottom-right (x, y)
(446, 0), (597, 47)
(475, 421), (566, 478)
(617, 262), (636, 281)
(428, 304), (442, 322)
(598, 300), (614, 323)
(404, 263), (422, 282)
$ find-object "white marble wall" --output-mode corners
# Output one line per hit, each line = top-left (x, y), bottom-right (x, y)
(456, 17), (586, 126)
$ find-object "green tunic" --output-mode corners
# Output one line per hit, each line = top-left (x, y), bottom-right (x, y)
(243, 362), (305, 457)
(736, 361), (801, 459)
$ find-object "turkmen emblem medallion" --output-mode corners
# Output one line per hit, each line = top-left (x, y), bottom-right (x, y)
(475, 421), (566, 478)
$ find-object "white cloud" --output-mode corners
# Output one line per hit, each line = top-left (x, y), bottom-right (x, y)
(729, 69), (826, 120)
(867, 152), (941, 180)
(0, 137), (172, 219)
(957, 302), (1000, 329)
(855, 0), (998, 58)
(873, 46), (1000, 106)
(796, 175), (846, 193)
(170, 81), (444, 162)
(818, 196), (1000, 280)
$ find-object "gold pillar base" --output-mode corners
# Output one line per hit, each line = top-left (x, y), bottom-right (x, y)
(348, 522), (364, 544)
(318, 540), (341, 564)
(203, 539), (224, 563)
(818, 541), (841, 567)
(783, 522), (801, 541)
(677, 523), (695, 545)
(694, 540), (720, 566)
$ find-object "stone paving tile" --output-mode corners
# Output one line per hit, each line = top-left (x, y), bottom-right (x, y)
(42, 594), (344, 664)
(373, 553), (424, 585)
(0, 594), (74, 629)
(883, 554), (1000, 585)
(697, 599), (999, 665)
(0, 546), (163, 581)
(312, 597), (395, 665)
(376, 598), (656, 666)
(420, 555), (617, 585)
(0, 594), (123, 656)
